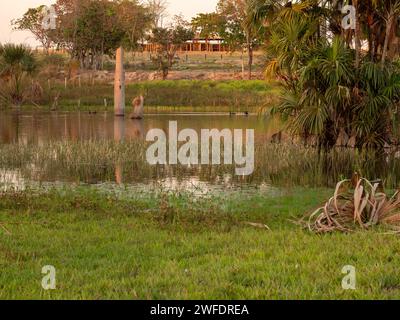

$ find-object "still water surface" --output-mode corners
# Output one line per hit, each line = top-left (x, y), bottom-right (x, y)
(0, 111), (279, 144)
(0, 111), (281, 194)
(1, 111), (399, 193)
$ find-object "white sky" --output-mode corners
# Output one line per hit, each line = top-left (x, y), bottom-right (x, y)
(0, 0), (217, 46)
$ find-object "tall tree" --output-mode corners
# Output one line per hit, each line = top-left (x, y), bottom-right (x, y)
(191, 12), (225, 48)
(146, 0), (168, 28)
(218, 0), (266, 79)
(149, 16), (194, 79)
(254, 0), (400, 147)
(353, 0), (361, 67)
(12, 6), (55, 54)
(50, 0), (150, 69)
(117, 0), (153, 51)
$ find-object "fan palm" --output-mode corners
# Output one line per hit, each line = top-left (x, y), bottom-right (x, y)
(0, 44), (38, 106)
(271, 22), (400, 147)
(265, 17), (318, 91)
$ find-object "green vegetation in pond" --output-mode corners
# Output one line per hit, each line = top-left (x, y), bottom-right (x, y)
(17, 80), (280, 112)
(2, 141), (400, 189)
(1, 186), (400, 299)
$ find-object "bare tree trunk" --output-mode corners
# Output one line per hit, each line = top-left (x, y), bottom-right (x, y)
(114, 47), (125, 117)
(43, 40), (50, 56)
(101, 42), (104, 70)
(354, 0), (361, 68)
(241, 49), (245, 79)
(162, 69), (168, 80)
(247, 44), (253, 80)
(114, 116), (125, 184)
(246, 34), (253, 80)
(382, 12), (395, 65)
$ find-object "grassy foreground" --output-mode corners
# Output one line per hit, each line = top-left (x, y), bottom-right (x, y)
(1, 187), (400, 300)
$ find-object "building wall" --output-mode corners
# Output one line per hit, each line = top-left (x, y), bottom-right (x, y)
(143, 40), (229, 53)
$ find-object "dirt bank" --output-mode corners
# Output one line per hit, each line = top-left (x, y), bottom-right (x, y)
(77, 70), (265, 83)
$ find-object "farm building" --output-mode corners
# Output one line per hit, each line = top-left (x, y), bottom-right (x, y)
(143, 38), (229, 53)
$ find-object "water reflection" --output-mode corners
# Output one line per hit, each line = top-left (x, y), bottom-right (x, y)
(114, 116), (125, 185)
(0, 111), (279, 144)
(0, 111), (283, 193)
(3, 111), (400, 192)
(0, 168), (28, 192)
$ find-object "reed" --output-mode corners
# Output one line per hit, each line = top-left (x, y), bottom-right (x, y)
(2, 141), (400, 189)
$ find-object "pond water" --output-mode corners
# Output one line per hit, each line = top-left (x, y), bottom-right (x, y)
(0, 111), (280, 144)
(1, 111), (400, 192)
(0, 111), (282, 194)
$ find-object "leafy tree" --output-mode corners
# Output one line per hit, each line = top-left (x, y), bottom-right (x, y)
(146, 0), (169, 28)
(12, 6), (55, 54)
(248, 0), (400, 147)
(191, 13), (226, 53)
(16, 0), (151, 69)
(376, 0), (400, 64)
(217, 0), (265, 79)
(149, 17), (194, 79)
(53, 0), (126, 69)
(310, 0), (400, 64)
(117, 0), (153, 51)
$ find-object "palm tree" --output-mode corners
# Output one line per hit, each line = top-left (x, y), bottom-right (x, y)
(0, 44), (38, 106)
(265, 17), (318, 93)
(269, 16), (400, 147)
(250, 0), (322, 23)
(253, 0), (400, 62)
(249, 0), (281, 25)
(251, 0), (400, 147)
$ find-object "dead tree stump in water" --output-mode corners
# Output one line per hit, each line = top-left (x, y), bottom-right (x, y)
(130, 96), (144, 120)
(114, 47), (125, 117)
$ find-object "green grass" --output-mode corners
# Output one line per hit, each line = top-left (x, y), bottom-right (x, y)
(2, 50), (277, 110)
(23, 80), (280, 112)
(1, 186), (400, 299)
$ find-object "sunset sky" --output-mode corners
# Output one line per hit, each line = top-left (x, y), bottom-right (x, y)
(0, 0), (217, 46)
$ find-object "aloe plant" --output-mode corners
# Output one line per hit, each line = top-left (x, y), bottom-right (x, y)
(308, 175), (400, 233)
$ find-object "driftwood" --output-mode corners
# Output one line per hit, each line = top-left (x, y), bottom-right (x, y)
(130, 96), (144, 119)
